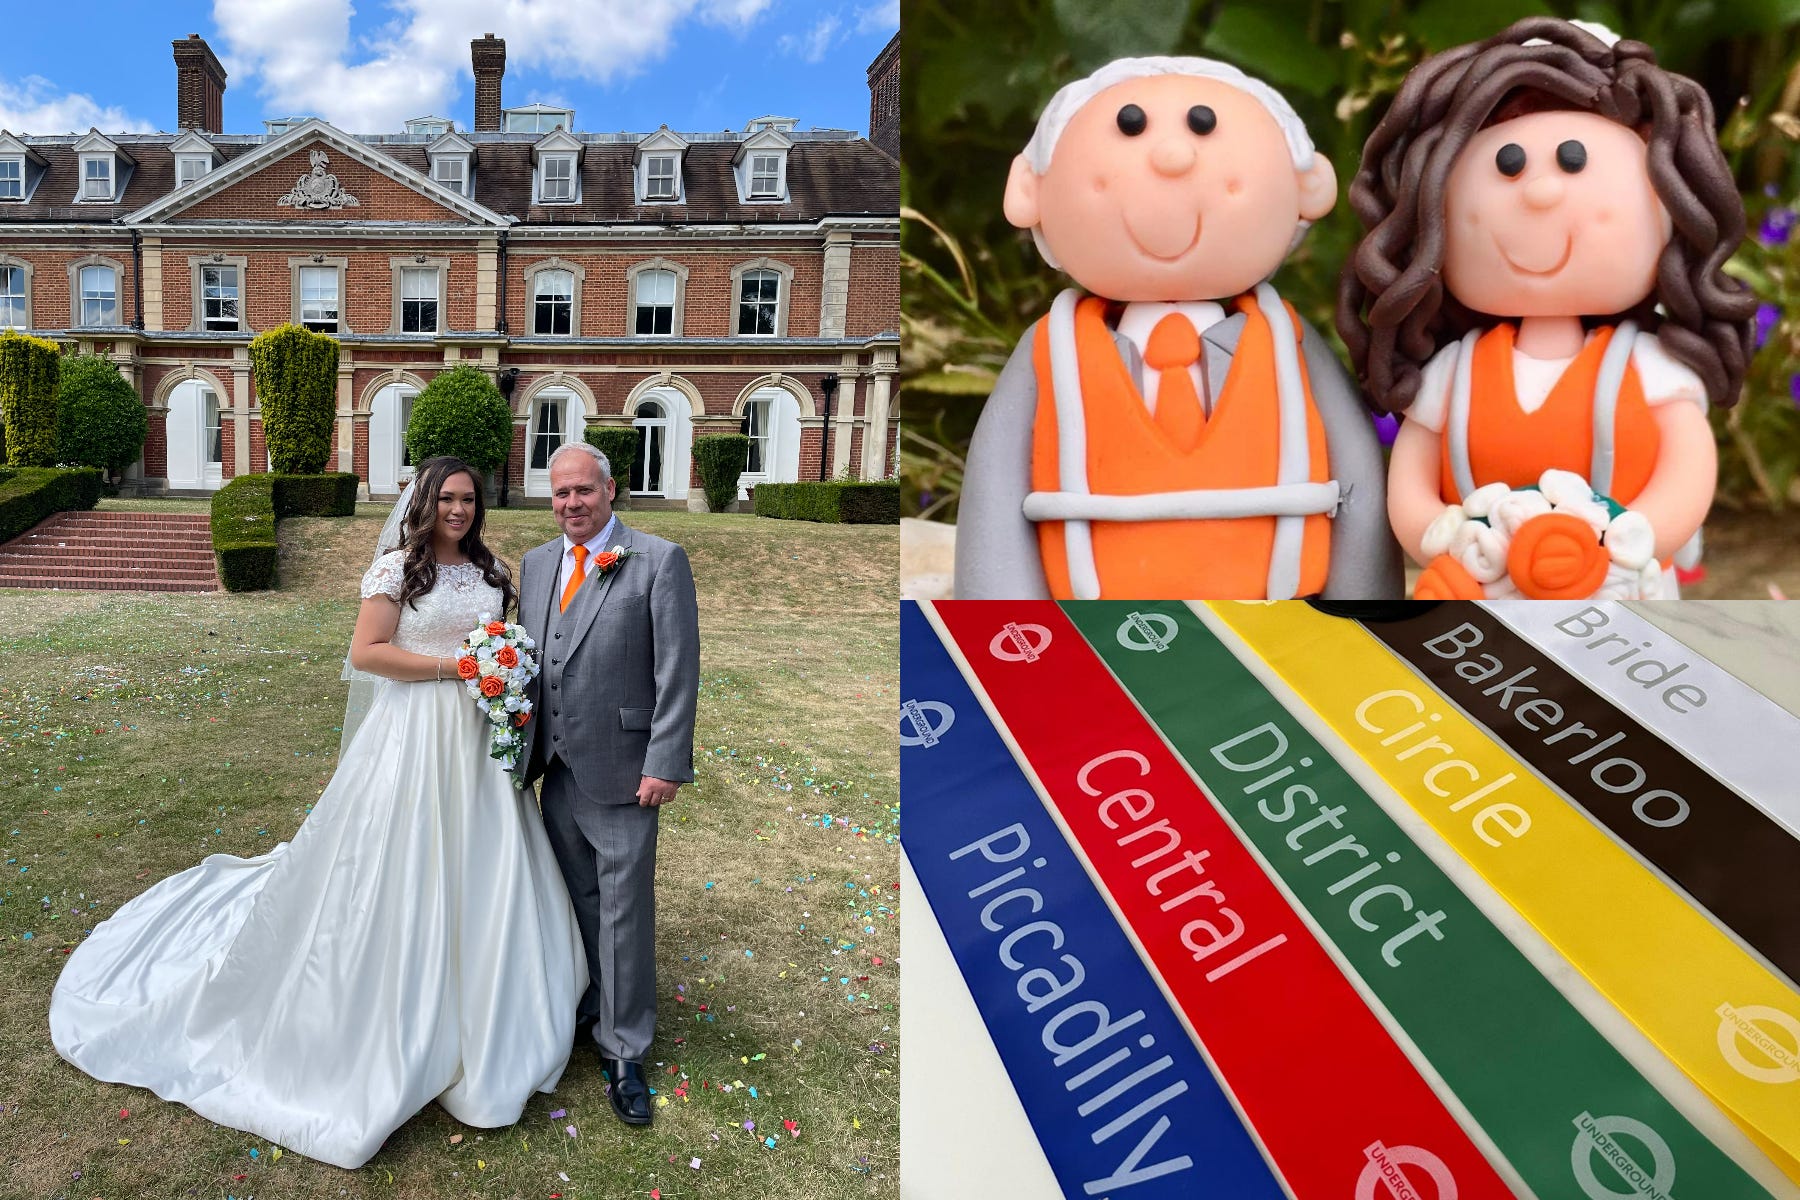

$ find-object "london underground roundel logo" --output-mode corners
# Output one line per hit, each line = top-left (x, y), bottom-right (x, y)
(1715, 1002), (1800, 1085)
(1116, 611), (1178, 653)
(1355, 1141), (1456, 1200)
(989, 622), (1051, 663)
(1570, 1112), (1676, 1200)
(899, 699), (955, 748)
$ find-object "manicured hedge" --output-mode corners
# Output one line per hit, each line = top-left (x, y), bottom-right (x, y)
(693, 433), (750, 513)
(0, 466), (102, 545)
(752, 480), (901, 524)
(583, 426), (638, 497)
(211, 475), (279, 591)
(273, 472), (359, 517)
(250, 325), (340, 474)
(0, 330), (63, 468)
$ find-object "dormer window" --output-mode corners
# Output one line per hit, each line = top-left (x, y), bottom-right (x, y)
(645, 155), (677, 200)
(541, 155), (574, 201)
(425, 130), (476, 200)
(0, 158), (20, 200)
(434, 156), (467, 195)
(749, 154), (781, 198)
(406, 117), (452, 138)
(82, 156), (113, 200)
(176, 156), (211, 187)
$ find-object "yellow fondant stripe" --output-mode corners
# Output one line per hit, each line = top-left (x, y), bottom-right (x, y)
(1210, 601), (1800, 1183)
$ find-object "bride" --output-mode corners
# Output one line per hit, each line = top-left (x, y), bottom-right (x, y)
(47, 456), (587, 1169)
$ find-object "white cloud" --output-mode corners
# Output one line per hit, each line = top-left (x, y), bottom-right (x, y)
(778, 13), (842, 63)
(0, 76), (155, 136)
(213, 0), (779, 132)
(855, 0), (897, 35)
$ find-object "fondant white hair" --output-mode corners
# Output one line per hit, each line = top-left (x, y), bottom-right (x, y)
(1018, 56), (1318, 271)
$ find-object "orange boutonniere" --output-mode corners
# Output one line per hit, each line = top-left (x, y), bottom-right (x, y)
(593, 544), (636, 578)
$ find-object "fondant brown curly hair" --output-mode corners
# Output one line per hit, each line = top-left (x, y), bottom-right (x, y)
(1336, 17), (1754, 415)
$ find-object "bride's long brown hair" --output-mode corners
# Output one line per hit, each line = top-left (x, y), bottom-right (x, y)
(390, 456), (516, 614)
(1336, 17), (1754, 415)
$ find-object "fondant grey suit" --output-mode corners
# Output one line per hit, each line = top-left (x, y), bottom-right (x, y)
(955, 306), (1402, 599)
(519, 520), (700, 1063)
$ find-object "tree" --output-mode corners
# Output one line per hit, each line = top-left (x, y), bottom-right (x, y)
(249, 324), (339, 474)
(56, 355), (147, 484)
(406, 365), (513, 476)
(0, 330), (63, 467)
(693, 432), (750, 513)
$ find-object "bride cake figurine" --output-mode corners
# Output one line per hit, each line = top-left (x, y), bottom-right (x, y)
(48, 456), (586, 1169)
(1337, 18), (1755, 599)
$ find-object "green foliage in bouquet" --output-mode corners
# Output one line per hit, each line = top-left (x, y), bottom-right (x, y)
(693, 432), (750, 513)
(406, 365), (513, 475)
(56, 354), (147, 482)
(0, 330), (63, 468)
(249, 324), (339, 475)
(904, 0), (1800, 518)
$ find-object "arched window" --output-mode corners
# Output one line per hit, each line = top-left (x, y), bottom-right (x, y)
(79, 265), (117, 327)
(736, 269), (779, 336)
(743, 394), (771, 473)
(632, 398), (668, 495)
(634, 269), (675, 335)
(533, 268), (574, 335)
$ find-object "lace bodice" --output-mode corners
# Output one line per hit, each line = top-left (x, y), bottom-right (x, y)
(360, 551), (506, 657)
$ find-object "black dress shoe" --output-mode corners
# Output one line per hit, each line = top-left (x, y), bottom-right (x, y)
(602, 1056), (652, 1126)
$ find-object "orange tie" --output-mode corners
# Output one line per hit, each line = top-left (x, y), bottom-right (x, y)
(560, 545), (589, 613)
(1143, 313), (1206, 452)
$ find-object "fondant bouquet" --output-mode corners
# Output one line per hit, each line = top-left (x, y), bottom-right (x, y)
(1414, 470), (1668, 601)
(455, 616), (541, 784)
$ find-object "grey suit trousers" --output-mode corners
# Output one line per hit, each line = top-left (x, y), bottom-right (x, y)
(538, 758), (659, 1062)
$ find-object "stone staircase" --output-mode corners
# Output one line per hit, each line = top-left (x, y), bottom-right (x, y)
(0, 511), (219, 592)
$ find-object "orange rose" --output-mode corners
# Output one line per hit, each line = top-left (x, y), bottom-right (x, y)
(495, 645), (519, 668)
(515, 710), (531, 726)
(593, 551), (619, 572)
(479, 675), (506, 698)
(456, 656), (480, 680)
(485, 621), (507, 637)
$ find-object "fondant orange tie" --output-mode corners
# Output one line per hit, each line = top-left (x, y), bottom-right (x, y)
(1144, 313), (1205, 452)
(560, 544), (588, 613)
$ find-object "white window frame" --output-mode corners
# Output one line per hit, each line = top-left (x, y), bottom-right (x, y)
(186, 254), (248, 334)
(0, 158), (22, 201)
(81, 155), (114, 201)
(432, 155), (468, 196)
(532, 267), (575, 336)
(736, 269), (781, 337)
(744, 395), (773, 475)
(298, 266), (340, 332)
(288, 256), (348, 333)
(644, 154), (678, 201)
(200, 263), (241, 332)
(749, 153), (782, 198)
(633, 268), (677, 336)
(539, 153), (576, 203)
(389, 256), (449, 334)
(400, 268), (439, 333)
(176, 155), (211, 188)
(0, 257), (30, 328)
(730, 258), (795, 338)
(70, 258), (121, 328)
(632, 397), (670, 497)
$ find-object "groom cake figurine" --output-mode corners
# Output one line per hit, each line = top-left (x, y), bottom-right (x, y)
(519, 441), (701, 1127)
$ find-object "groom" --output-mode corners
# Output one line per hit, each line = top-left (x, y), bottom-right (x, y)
(519, 441), (700, 1127)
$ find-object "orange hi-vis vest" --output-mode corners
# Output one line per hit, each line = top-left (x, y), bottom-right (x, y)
(1022, 284), (1338, 600)
(1439, 321), (1660, 507)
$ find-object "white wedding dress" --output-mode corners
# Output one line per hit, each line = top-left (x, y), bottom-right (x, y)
(48, 552), (588, 1169)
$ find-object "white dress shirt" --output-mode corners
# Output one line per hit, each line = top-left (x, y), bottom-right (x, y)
(1116, 300), (1227, 417)
(556, 514), (622, 598)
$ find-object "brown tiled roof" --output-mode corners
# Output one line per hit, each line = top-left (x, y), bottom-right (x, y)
(0, 134), (896, 225)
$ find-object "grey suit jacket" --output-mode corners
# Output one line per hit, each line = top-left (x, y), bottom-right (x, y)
(955, 307), (1403, 600)
(518, 520), (701, 804)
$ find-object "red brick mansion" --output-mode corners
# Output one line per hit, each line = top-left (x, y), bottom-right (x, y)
(0, 32), (900, 505)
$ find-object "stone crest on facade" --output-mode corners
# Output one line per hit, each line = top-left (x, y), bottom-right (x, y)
(276, 150), (360, 210)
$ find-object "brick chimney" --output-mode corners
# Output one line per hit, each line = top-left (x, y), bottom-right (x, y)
(472, 34), (506, 132)
(172, 34), (227, 133)
(866, 32), (898, 161)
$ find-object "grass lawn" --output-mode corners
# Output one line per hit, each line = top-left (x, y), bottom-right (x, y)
(0, 501), (898, 1200)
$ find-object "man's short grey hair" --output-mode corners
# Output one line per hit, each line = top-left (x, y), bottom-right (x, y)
(1020, 56), (1319, 271)
(548, 439), (612, 481)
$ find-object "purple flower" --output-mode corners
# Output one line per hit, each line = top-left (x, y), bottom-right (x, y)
(1759, 207), (1796, 247)
(1790, 373), (1800, 407)
(1372, 410), (1400, 448)
(1756, 303), (1780, 349)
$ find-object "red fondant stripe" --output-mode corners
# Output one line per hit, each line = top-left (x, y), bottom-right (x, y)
(937, 601), (1516, 1199)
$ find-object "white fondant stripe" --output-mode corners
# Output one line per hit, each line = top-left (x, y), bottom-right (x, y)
(1590, 321), (1637, 497)
(1487, 600), (1800, 842)
(1256, 282), (1308, 600)
(1022, 480), (1340, 522)
(1447, 329), (1481, 502)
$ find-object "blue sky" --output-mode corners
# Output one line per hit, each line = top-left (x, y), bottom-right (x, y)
(4, 0), (896, 137)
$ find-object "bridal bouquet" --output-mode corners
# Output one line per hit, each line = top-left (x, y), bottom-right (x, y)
(456, 616), (541, 784)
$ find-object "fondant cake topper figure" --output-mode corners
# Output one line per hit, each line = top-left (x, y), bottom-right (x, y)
(1338, 18), (1754, 600)
(955, 57), (1401, 600)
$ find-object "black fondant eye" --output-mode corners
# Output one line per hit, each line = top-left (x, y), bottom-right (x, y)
(1116, 104), (1147, 136)
(1496, 143), (1527, 177)
(1556, 140), (1587, 172)
(1187, 105), (1217, 135)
